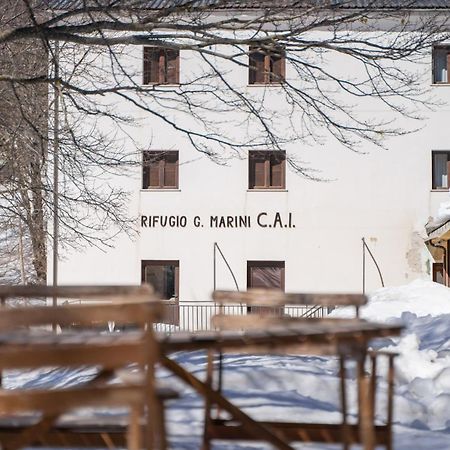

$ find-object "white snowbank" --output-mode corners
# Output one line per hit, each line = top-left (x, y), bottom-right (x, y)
(330, 280), (450, 433)
(331, 279), (450, 321)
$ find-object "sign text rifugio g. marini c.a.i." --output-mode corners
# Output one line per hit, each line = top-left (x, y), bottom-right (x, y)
(140, 212), (295, 229)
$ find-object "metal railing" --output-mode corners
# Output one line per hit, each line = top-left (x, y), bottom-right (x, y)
(155, 302), (327, 333)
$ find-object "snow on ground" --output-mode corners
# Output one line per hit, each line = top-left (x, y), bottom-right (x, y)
(3, 279), (450, 449)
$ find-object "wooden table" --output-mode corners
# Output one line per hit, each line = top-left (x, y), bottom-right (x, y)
(0, 320), (402, 450)
(159, 319), (404, 450)
(0, 293), (174, 450)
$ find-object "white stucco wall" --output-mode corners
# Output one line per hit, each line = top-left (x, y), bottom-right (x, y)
(49, 16), (450, 301)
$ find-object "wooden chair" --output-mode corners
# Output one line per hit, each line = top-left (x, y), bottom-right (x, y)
(0, 285), (178, 450)
(202, 289), (397, 450)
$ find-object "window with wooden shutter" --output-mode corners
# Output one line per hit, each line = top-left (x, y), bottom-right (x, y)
(432, 45), (450, 84)
(249, 150), (286, 189)
(247, 261), (285, 314)
(143, 46), (180, 85)
(249, 45), (285, 84)
(432, 151), (450, 189)
(142, 151), (179, 189)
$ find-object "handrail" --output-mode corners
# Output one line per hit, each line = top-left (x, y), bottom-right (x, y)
(362, 237), (385, 294)
(213, 242), (240, 292)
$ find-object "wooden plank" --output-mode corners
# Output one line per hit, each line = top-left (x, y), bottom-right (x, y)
(213, 289), (367, 307)
(160, 323), (403, 353)
(0, 428), (127, 447)
(0, 284), (154, 300)
(0, 301), (162, 330)
(207, 421), (389, 445)
(211, 315), (364, 330)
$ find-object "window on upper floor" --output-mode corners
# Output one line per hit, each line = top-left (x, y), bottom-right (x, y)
(432, 151), (450, 189)
(248, 45), (285, 84)
(248, 150), (286, 189)
(432, 45), (450, 84)
(143, 47), (180, 85)
(142, 150), (179, 189)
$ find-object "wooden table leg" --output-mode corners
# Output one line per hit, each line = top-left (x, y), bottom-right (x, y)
(357, 354), (375, 450)
(161, 355), (295, 450)
(202, 350), (214, 450)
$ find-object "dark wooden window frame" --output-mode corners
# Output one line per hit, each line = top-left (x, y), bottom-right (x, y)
(431, 150), (450, 190)
(432, 45), (450, 84)
(248, 45), (286, 85)
(248, 150), (286, 190)
(143, 46), (180, 85)
(141, 260), (179, 326)
(142, 150), (179, 189)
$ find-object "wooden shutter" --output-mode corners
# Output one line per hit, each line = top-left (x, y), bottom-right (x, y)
(143, 47), (160, 84)
(248, 262), (285, 290)
(166, 50), (179, 84)
(249, 153), (267, 188)
(270, 152), (285, 188)
(143, 47), (152, 84)
(142, 152), (150, 188)
(271, 50), (285, 82)
(163, 152), (178, 187)
(249, 48), (265, 84)
(148, 153), (162, 187)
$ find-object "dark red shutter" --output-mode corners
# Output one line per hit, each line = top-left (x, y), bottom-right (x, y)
(143, 47), (152, 84)
(249, 48), (265, 84)
(164, 152), (178, 187)
(248, 262), (285, 290)
(148, 154), (162, 187)
(166, 50), (179, 84)
(271, 51), (285, 82)
(270, 152), (285, 188)
(142, 152), (150, 188)
(143, 47), (160, 84)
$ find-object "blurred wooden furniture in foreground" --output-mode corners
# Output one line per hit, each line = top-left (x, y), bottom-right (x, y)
(199, 289), (401, 450)
(0, 285), (177, 450)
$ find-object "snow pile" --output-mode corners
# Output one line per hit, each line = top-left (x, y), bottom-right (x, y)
(437, 192), (450, 221)
(331, 279), (450, 320)
(331, 280), (450, 433)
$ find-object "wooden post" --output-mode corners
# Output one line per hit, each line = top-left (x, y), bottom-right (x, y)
(386, 355), (395, 450)
(339, 355), (350, 450)
(202, 350), (215, 450)
(357, 353), (375, 450)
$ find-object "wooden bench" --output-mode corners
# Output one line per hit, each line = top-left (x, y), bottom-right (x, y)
(0, 285), (178, 450)
(201, 289), (399, 450)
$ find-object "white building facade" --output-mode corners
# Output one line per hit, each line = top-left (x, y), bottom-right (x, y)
(50, 2), (450, 308)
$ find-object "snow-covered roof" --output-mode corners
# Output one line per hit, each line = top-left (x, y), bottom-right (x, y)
(46, 0), (450, 10)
